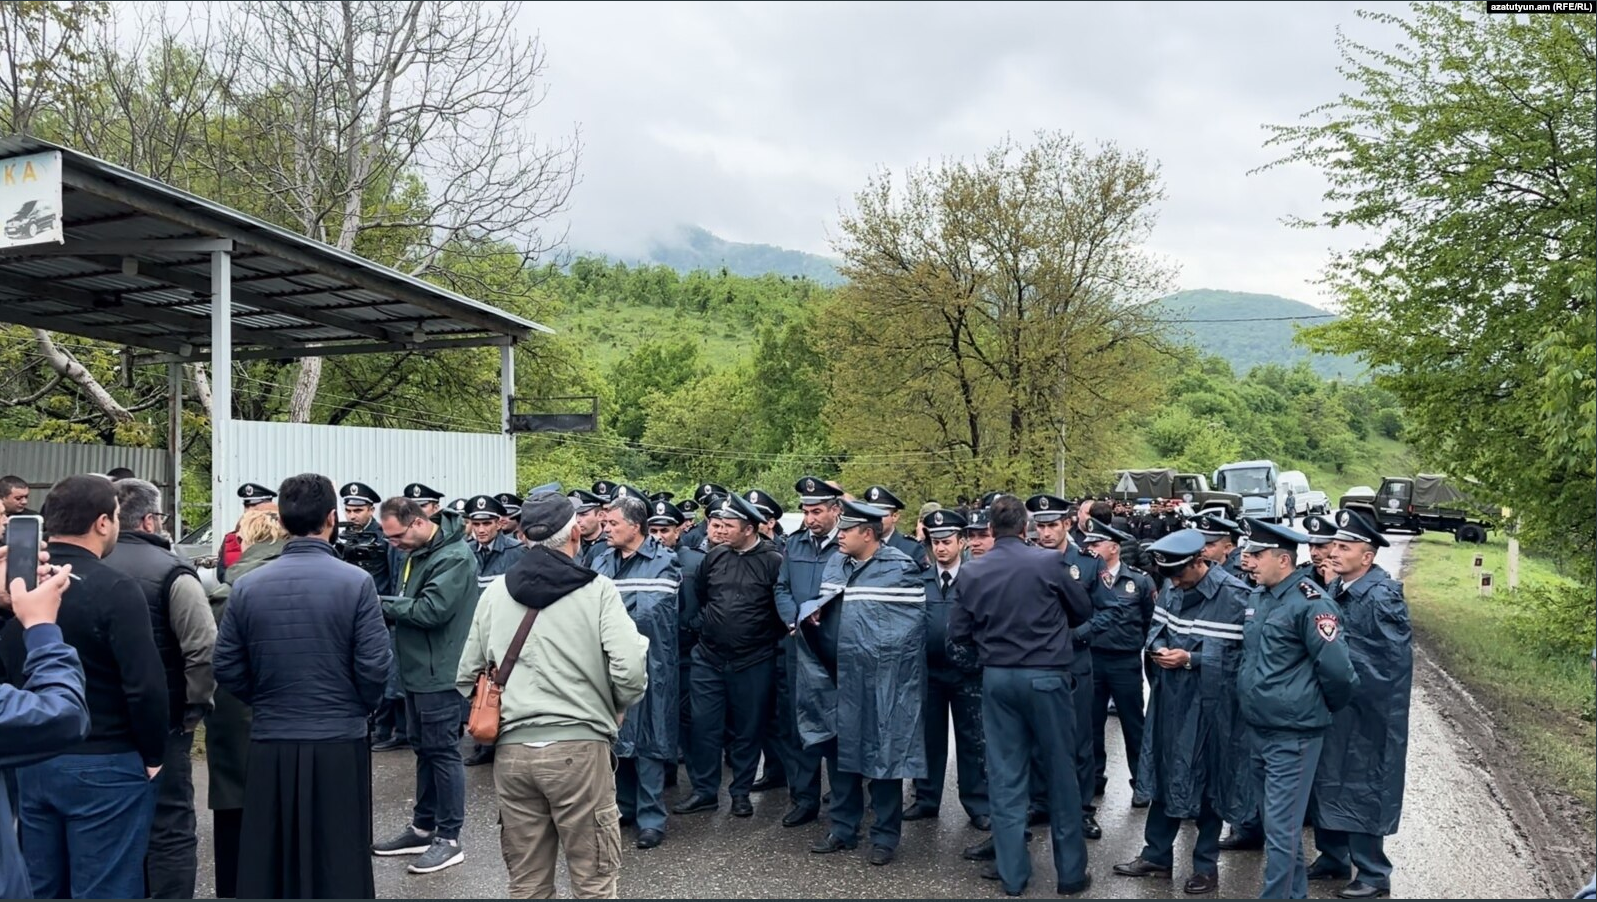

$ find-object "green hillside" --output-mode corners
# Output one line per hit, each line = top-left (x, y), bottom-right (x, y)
(1155, 289), (1366, 380)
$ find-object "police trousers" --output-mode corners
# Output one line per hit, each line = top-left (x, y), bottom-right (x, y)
(912, 666), (988, 819)
(1253, 727), (1322, 899)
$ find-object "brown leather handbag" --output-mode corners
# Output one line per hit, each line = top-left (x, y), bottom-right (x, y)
(467, 607), (540, 744)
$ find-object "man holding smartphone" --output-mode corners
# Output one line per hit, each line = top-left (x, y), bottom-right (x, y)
(0, 474), (169, 899)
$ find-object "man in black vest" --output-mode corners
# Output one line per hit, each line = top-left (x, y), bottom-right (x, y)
(104, 478), (217, 899)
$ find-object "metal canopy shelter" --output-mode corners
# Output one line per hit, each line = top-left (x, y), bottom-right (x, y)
(0, 136), (549, 537)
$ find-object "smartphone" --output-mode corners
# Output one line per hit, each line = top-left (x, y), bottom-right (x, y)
(5, 514), (42, 592)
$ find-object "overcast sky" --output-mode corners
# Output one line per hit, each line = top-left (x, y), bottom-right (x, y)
(510, 1), (1410, 308)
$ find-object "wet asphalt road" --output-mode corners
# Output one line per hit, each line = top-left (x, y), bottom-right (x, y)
(191, 534), (1555, 898)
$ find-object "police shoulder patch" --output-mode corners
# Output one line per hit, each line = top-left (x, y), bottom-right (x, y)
(1299, 580), (1322, 600)
(1314, 612), (1339, 642)
(1069, 564), (1080, 580)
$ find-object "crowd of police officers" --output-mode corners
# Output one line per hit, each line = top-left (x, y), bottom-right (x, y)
(225, 473), (1413, 900)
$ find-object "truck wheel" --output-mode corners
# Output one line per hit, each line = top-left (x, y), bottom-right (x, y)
(1456, 524), (1487, 544)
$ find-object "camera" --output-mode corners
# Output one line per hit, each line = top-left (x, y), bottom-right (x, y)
(336, 521), (387, 565)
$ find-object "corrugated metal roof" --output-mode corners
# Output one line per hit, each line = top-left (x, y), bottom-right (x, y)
(0, 135), (552, 360)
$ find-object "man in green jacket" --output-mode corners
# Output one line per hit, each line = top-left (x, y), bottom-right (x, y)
(371, 497), (480, 875)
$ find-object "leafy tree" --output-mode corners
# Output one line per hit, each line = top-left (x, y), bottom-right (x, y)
(1266, 4), (1595, 563)
(609, 340), (707, 442)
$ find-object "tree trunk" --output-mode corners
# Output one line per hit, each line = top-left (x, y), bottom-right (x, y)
(288, 357), (321, 423)
(187, 363), (213, 419)
(33, 329), (133, 423)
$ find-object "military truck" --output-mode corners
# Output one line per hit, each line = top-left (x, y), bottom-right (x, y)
(1112, 468), (1242, 518)
(1338, 474), (1491, 543)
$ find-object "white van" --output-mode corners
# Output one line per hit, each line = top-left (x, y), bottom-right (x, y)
(1277, 471), (1328, 517)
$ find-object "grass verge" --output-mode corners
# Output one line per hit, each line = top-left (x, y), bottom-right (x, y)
(1401, 530), (1595, 818)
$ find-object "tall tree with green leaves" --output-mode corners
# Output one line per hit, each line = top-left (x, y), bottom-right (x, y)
(1266, 4), (1595, 561)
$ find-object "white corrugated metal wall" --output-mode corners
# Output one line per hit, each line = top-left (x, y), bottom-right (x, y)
(214, 421), (514, 539)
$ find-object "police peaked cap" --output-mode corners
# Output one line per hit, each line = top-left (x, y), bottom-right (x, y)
(978, 491), (1007, 509)
(1301, 513), (1337, 545)
(607, 484), (649, 505)
(1025, 493), (1070, 523)
(794, 476), (843, 506)
(647, 499), (686, 526)
(838, 498), (890, 527)
(590, 480), (617, 501)
(709, 491), (766, 524)
(921, 507), (968, 539)
(744, 489), (784, 520)
(1082, 517), (1133, 545)
(340, 482), (379, 506)
(1146, 528), (1208, 570)
(650, 490), (675, 503)
(1331, 508), (1389, 548)
(862, 485), (905, 511)
(964, 509), (992, 531)
(1239, 517), (1310, 554)
(448, 498), (467, 513)
(238, 482), (277, 505)
(1191, 513), (1242, 540)
(694, 483), (730, 506)
(404, 482), (444, 503)
(678, 498), (701, 514)
(568, 489), (605, 513)
(494, 493), (523, 515)
(465, 494), (507, 521)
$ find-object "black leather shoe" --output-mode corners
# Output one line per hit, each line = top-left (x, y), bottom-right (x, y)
(980, 863), (1002, 881)
(1093, 778), (1107, 797)
(751, 773), (786, 793)
(902, 804), (938, 821)
(1112, 857), (1173, 878)
(1026, 808), (1050, 826)
(1217, 828), (1263, 851)
(781, 804), (819, 827)
(1131, 796), (1151, 809)
(962, 830), (1033, 861)
(1081, 814), (1102, 840)
(730, 795), (754, 818)
(968, 814), (992, 831)
(463, 747), (495, 767)
(671, 793), (718, 815)
(371, 736), (409, 752)
(1307, 859), (1352, 881)
(1337, 881), (1390, 899)
(868, 845), (894, 866)
(635, 828), (663, 850)
(1058, 874), (1094, 895)
(1184, 872), (1219, 894)
(809, 834), (857, 854)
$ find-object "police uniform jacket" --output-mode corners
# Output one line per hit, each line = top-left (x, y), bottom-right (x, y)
(1136, 562), (1250, 821)
(591, 538), (681, 761)
(1312, 564), (1412, 836)
(1063, 541), (1115, 672)
(471, 532), (526, 595)
(1238, 575), (1358, 733)
(775, 528), (841, 626)
(795, 544), (927, 780)
(676, 543), (705, 651)
(1085, 563), (1158, 653)
(886, 530), (929, 570)
(923, 565), (979, 675)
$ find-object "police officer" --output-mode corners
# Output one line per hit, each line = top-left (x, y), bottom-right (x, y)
(1193, 512), (1248, 582)
(680, 483), (728, 551)
(1078, 518), (1156, 808)
(493, 492), (523, 539)
(403, 482), (445, 516)
(1308, 510), (1412, 900)
(947, 495), (1092, 896)
(964, 509), (995, 558)
(1236, 517), (1359, 899)
(339, 481), (390, 590)
(647, 499), (701, 780)
(1026, 493), (1109, 840)
(1301, 513), (1337, 588)
(1114, 528), (1249, 895)
(862, 485), (930, 569)
(591, 492), (681, 849)
(795, 499), (927, 867)
(907, 507), (990, 830)
(568, 489), (608, 566)
(743, 487), (791, 795)
(769, 476), (845, 827)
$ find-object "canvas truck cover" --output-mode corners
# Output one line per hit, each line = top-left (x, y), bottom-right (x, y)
(1413, 474), (1471, 510)
(1113, 468), (1177, 499)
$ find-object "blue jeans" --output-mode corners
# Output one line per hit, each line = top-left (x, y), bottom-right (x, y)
(1254, 728), (1323, 899)
(406, 690), (466, 840)
(982, 667), (1088, 895)
(617, 757), (670, 832)
(17, 750), (156, 898)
